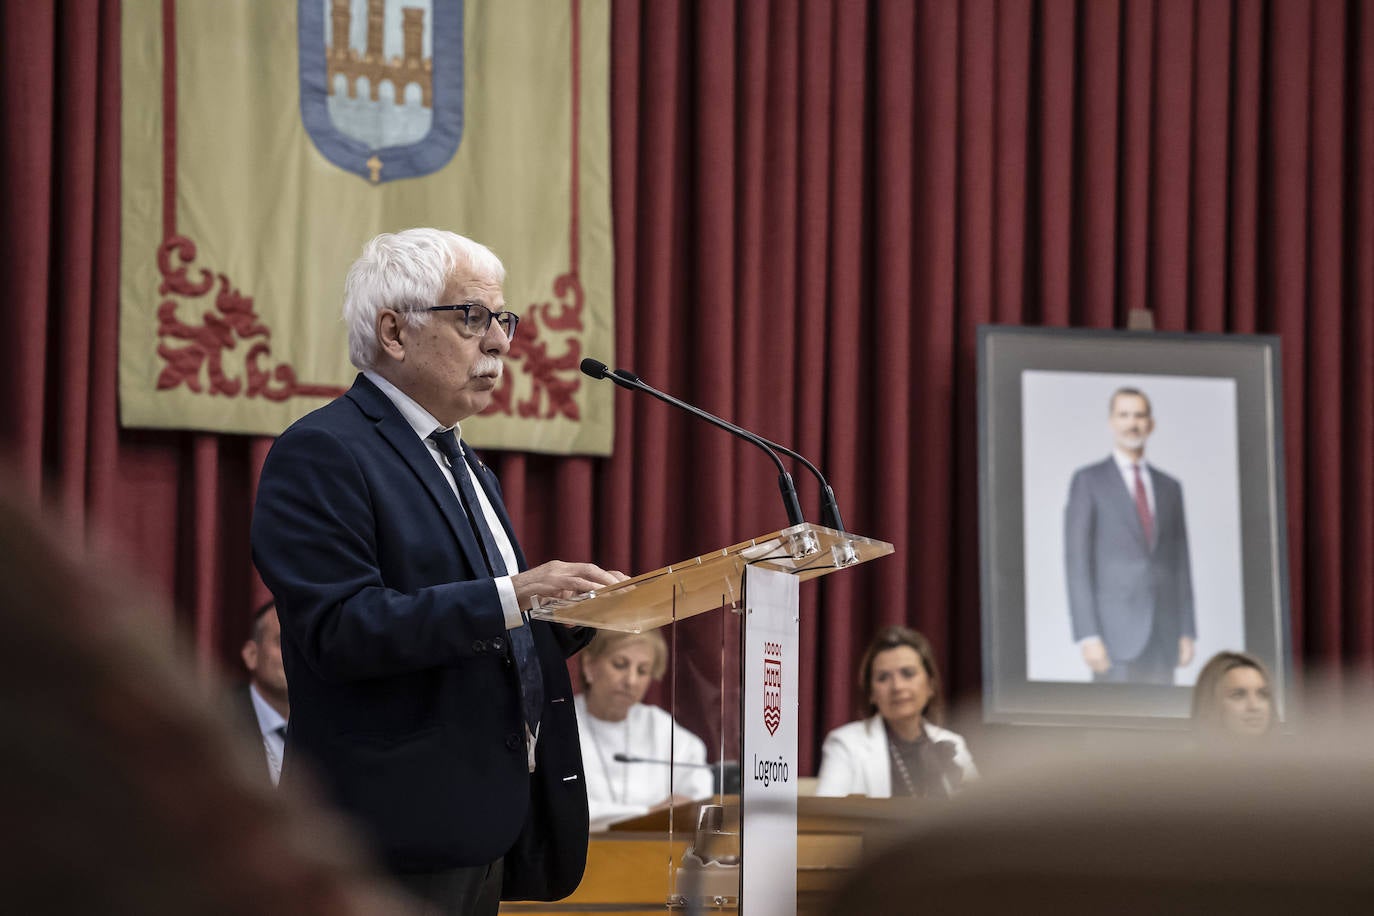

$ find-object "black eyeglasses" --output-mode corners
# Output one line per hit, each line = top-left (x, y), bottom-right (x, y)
(407, 302), (519, 340)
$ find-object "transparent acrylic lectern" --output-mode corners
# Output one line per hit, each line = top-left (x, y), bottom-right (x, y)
(530, 523), (893, 915)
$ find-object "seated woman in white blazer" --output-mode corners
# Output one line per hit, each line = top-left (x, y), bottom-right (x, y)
(816, 626), (977, 798)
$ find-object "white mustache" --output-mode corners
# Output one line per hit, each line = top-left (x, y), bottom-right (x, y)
(471, 358), (503, 379)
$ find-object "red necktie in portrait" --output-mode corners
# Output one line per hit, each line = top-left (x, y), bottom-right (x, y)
(1133, 463), (1154, 547)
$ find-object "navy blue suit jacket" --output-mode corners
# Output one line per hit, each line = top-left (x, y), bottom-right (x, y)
(1064, 456), (1196, 663)
(251, 374), (591, 898)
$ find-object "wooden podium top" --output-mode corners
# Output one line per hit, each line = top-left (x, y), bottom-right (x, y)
(529, 523), (894, 632)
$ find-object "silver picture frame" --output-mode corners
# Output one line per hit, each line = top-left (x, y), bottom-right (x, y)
(977, 326), (1292, 728)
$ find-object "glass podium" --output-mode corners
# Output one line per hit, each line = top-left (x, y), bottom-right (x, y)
(531, 523), (893, 915)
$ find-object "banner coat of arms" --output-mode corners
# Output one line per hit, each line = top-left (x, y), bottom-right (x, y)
(120, 0), (614, 454)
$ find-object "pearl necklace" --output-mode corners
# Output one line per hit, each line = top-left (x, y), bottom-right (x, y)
(586, 712), (631, 804)
(886, 722), (926, 798)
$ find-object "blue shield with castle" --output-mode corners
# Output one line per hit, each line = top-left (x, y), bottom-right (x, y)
(299, 0), (464, 183)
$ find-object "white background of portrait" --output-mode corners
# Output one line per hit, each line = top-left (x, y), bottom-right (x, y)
(1022, 371), (1245, 685)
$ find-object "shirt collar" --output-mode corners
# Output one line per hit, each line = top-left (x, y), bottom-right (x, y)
(1113, 449), (1148, 473)
(248, 683), (287, 737)
(363, 369), (463, 441)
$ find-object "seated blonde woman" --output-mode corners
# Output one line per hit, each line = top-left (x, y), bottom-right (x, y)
(575, 629), (713, 831)
(816, 626), (976, 798)
(1191, 650), (1277, 741)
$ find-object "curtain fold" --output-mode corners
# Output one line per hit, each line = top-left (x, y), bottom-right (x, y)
(3, 0), (1372, 774)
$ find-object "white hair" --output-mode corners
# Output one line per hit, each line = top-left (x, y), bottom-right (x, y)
(342, 228), (506, 370)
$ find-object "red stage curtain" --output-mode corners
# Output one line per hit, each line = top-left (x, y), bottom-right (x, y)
(2, 0), (1372, 774)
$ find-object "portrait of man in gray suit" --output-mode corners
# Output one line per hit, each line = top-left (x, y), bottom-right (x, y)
(1065, 387), (1197, 684)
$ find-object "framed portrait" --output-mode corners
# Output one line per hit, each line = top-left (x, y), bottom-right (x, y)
(977, 326), (1292, 728)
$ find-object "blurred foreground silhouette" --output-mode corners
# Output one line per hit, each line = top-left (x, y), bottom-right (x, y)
(0, 482), (414, 915)
(824, 696), (1374, 916)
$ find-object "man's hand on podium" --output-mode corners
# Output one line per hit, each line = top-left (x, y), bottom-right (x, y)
(511, 561), (629, 609)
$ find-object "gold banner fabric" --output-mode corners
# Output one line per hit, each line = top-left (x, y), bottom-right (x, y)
(120, 0), (613, 454)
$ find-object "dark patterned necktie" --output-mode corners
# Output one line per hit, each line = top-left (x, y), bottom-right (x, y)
(431, 429), (543, 733)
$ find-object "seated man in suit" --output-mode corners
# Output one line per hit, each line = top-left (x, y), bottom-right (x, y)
(1064, 386), (1196, 685)
(238, 598), (289, 785)
(252, 228), (626, 916)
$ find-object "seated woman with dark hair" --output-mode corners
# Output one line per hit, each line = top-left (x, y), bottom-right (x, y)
(816, 626), (977, 798)
(575, 629), (714, 831)
(1191, 650), (1276, 741)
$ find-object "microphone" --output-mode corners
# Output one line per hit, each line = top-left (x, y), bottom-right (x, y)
(581, 358), (805, 528)
(613, 753), (743, 795)
(612, 752), (713, 768)
(580, 358), (639, 392)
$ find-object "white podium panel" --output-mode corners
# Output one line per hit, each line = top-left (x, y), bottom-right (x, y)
(740, 566), (799, 915)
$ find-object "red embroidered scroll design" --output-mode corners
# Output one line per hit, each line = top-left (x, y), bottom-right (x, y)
(154, 236), (346, 401)
(484, 271), (584, 421)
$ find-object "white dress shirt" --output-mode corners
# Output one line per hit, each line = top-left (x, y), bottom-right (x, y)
(1112, 449), (1156, 516)
(248, 683), (287, 786)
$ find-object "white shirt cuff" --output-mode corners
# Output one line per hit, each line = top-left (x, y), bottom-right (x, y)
(497, 575), (523, 629)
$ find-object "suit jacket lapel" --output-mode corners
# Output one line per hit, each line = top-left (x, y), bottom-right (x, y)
(345, 375), (490, 577)
(1151, 472), (1171, 544)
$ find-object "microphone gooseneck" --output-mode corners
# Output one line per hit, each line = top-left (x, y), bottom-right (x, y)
(749, 437), (844, 533)
(584, 360), (845, 532)
(613, 752), (715, 769)
(581, 361), (805, 527)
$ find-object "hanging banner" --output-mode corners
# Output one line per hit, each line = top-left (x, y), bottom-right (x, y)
(120, 0), (614, 454)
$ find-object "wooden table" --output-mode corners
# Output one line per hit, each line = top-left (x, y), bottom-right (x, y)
(499, 796), (913, 915)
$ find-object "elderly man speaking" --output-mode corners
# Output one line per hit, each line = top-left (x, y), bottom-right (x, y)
(252, 229), (625, 916)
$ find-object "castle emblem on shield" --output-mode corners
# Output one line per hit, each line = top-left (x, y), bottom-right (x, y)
(763, 641), (783, 736)
(298, 0), (464, 183)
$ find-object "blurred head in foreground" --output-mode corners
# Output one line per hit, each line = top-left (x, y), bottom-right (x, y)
(0, 483), (412, 915)
(1191, 650), (1276, 740)
(823, 729), (1374, 915)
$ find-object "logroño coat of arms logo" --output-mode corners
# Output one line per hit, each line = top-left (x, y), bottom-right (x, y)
(763, 641), (783, 736)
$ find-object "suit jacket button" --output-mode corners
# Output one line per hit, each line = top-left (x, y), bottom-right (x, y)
(491, 636), (506, 652)
(472, 639), (485, 653)
(505, 733), (522, 751)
